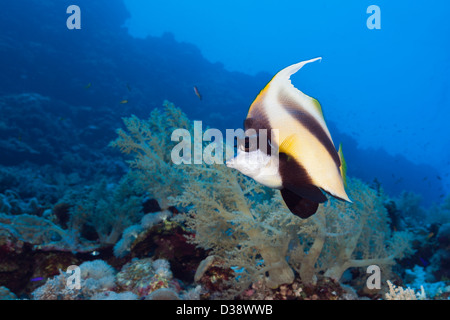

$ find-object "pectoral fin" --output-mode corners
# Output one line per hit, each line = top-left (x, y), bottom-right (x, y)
(338, 143), (348, 189)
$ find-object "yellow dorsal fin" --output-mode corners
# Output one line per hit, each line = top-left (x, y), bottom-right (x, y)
(252, 81), (271, 105)
(279, 134), (298, 157)
(338, 143), (347, 188)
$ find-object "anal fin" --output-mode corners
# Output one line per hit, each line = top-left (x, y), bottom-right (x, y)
(281, 188), (319, 219)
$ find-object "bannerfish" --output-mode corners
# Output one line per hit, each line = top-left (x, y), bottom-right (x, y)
(227, 57), (351, 218)
(193, 86), (202, 100)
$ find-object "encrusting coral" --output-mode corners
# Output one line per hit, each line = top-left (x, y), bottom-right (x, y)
(31, 260), (116, 300)
(111, 101), (415, 296)
(113, 210), (173, 258)
(29, 257), (203, 300)
(62, 173), (144, 246)
(384, 280), (425, 300)
(0, 212), (100, 253)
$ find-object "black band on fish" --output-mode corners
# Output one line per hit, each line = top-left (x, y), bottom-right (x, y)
(244, 117), (277, 156)
(278, 92), (341, 168)
(279, 153), (327, 204)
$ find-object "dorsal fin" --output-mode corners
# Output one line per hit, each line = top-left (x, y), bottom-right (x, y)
(274, 57), (322, 83)
(272, 57), (330, 137)
(248, 57), (323, 120)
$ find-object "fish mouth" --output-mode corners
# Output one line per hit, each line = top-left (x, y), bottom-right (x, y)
(225, 157), (236, 168)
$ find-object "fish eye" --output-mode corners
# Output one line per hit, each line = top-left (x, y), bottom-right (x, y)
(244, 135), (260, 152)
(244, 137), (250, 151)
(235, 137), (249, 152)
(235, 135), (259, 152)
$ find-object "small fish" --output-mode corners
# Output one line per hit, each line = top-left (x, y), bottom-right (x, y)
(227, 58), (351, 219)
(120, 100), (129, 104)
(85, 83), (92, 89)
(427, 232), (434, 239)
(126, 83), (132, 92)
(91, 250), (100, 256)
(437, 175), (442, 180)
(419, 257), (430, 267)
(30, 277), (44, 282)
(193, 86), (202, 100)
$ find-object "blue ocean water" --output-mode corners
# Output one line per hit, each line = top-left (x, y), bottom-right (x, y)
(0, 0), (449, 301)
(125, 0), (450, 201)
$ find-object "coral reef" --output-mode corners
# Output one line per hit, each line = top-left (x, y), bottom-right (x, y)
(116, 258), (174, 297)
(62, 173), (144, 246)
(236, 277), (345, 300)
(112, 102), (416, 297)
(0, 0), (447, 302)
(112, 101), (299, 289)
(32, 260), (116, 300)
(384, 280), (424, 300)
(115, 209), (207, 283)
(110, 101), (189, 209)
(403, 265), (448, 298)
(0, 286), (17, 300)
(0, 100), (447, 300)
(30, 258), (202, 300)
(310, 178), (413, 284)
(0, 212), (100, 253)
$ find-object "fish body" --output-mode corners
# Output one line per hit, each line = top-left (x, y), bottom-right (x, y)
(227, 58), (351, 218)
(419, 257), (430, 267)
(30, 277), (44, 282)
(193, 86), (202, 100)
